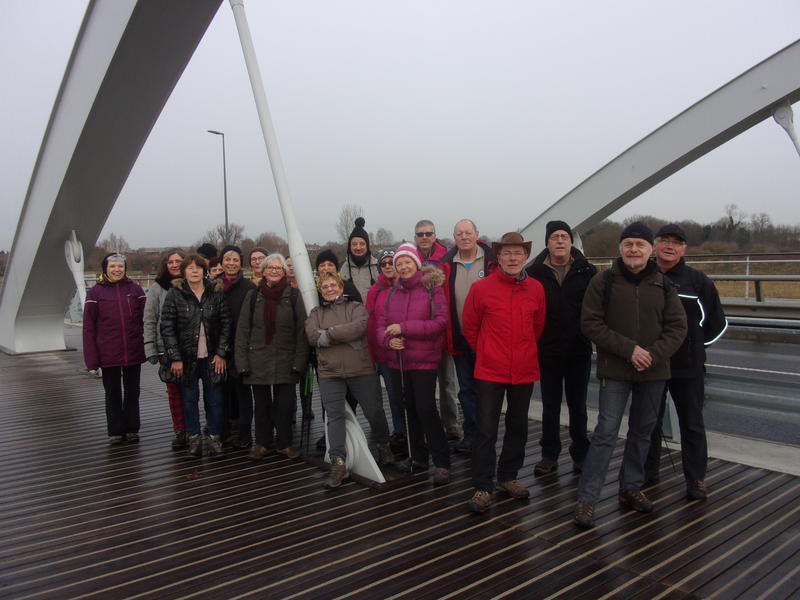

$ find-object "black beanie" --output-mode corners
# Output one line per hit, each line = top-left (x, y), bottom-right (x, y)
(348, 217), (371, 254)
(620, 221), (654, 245)
(315, 249), (340, 271)
(220, 245), (243, 263)
(196, 243), (218, 260)
(545, 220), (573, 244)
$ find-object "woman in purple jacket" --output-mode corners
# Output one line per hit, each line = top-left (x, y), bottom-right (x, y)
(83, 253), (147, 444)
(379, 243), (450, 484)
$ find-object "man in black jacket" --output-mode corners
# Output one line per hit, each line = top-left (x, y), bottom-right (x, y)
(526, 221), (596, 475)
(644, 224), (727, 500)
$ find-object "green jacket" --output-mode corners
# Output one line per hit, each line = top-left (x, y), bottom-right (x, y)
(235, 286), (310, 385)
(581, 258), (687, 382)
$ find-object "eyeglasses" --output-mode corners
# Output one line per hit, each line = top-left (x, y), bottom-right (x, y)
(264, 266), (284, 272)
(548, 233), (571, 241)
(380, 261), (394, 268)
(415, 231), (435, 238)
(656, 238), (686, 247)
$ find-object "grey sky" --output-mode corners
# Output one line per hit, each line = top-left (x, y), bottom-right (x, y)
(2, 1), (799, 251)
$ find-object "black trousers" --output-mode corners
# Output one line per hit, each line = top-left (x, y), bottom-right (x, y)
(390, 369), (450, 469)
(102, 365), (141, 436)
(473, 379), (534, 492)
(644, 375), (708, 483)
(538, 353), (590, 463)
(252, 383), (294, 449)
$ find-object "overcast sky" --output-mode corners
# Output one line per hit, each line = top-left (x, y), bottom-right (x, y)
(1, 1), (799, 251)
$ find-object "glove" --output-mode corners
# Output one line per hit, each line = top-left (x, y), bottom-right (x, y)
(147, 355), (159, 365)
(317, 329), (331, 348)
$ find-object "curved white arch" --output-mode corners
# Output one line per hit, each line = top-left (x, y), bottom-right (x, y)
(520, 40), (800, 249)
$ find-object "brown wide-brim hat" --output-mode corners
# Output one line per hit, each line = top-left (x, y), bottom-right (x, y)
(492, 231), (532, 255)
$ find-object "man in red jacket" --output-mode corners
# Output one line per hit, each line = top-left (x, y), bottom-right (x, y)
(462, 232), (546, 513)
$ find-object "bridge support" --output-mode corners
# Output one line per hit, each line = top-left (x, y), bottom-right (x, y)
(0, 0), (221, 354)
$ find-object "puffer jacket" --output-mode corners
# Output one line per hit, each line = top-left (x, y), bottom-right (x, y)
(143, 276), (173, 358)
(581, 258), (687, 382)
(462, 269), (546, 384)
(365, 273), (395, 364)
(379, 266), (447, 371)
(305, 297), (374, 379)
(526, 246), (597, 357)
(160, 278), (232, 382)
(83, 277), (146, 370)
(235, 285), (310, 385)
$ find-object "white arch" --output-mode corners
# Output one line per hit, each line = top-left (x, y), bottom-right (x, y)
(520, 40), (800, 249)
(0, 0), (221, 353)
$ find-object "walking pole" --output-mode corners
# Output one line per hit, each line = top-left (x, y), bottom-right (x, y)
(396, 349), (413, 471)
(299, 365), (314, 455)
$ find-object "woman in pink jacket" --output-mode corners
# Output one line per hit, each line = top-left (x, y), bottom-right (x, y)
(366, 249), (406, 447)
(379, 244), (450, 484)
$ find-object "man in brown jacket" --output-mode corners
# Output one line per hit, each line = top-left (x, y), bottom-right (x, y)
(573, 222), (687, 528)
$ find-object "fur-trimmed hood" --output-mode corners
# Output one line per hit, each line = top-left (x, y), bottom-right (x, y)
(171, 277), (224, 293)
(421, 264), (444, 289)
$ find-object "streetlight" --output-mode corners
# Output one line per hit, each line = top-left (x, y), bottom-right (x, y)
(207, 129), (228, 237)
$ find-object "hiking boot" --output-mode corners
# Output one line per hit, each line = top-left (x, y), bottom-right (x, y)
(454, 437), (473, 454)
(247, 444), (269, 460)
(377, 443), (395, 466)
(207, 434), (224, 457)
(125, 433), (140, 443)
(108, 435), (124, 445)
(395, 457), (428, 473)
(432, 468), (451, 486)
(619, 488), (653, 513)
(171, 430), (187, 450)
(534, 458), (558, 476)
(232, 435), (252, 450)
(573, 500), (595, 528)
(325, 456), (348, 489)
(686, 480), (708, 500)
(277, 446), (301, 459)
(497, 479), (530, 499)
(446, 424), (463, 441)
(187, 434), (202, 457)
(467, 490), (493, 513)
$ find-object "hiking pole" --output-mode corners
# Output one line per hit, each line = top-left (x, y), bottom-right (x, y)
(396, 349), (413, 471)
(300, 365), (314, 455)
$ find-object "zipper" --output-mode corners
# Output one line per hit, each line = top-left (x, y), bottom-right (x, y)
(116, 283), (129, 363)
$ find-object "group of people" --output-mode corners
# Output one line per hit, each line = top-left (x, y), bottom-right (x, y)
(82, 215), (726, 524)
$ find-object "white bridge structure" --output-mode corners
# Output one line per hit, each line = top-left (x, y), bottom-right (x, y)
(1, 0), (799, 354)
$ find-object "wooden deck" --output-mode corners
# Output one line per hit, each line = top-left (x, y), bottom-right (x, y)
(1, 336), (799, 599)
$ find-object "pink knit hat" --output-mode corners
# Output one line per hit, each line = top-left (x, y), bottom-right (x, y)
(393, 243), (422, 269)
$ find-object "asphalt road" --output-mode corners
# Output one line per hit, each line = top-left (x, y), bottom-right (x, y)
(579, 337), (800, 446)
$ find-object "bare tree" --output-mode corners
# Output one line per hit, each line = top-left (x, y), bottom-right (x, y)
(373, 227), (394, 248)
(197, 223), (245, 249)
(335, 204), (364, 244)
(254, 231), (289, 255)
(98, 233), (130, 253)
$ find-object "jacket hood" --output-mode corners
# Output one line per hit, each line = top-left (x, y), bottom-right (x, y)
(97, 275), (132, 286)
(421, 264), (444, 289)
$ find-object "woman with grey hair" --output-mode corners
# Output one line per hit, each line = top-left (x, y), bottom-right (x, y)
(235, 253), (310, 459)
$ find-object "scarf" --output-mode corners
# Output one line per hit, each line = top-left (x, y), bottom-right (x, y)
(259, 277), (288, 344)
(222, 272), (238, 292)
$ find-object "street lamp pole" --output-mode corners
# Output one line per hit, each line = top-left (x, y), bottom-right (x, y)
(207, 129), (229, 237)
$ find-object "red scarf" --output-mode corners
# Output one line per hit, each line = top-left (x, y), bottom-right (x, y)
(258, 277), (288, 344)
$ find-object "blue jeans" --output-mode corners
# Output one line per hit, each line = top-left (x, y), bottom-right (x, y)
(577, 378), (665, 504)
(452, 350), (478, 440)
(377, 362), (405, 435)
(181, 358), (224, 436)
